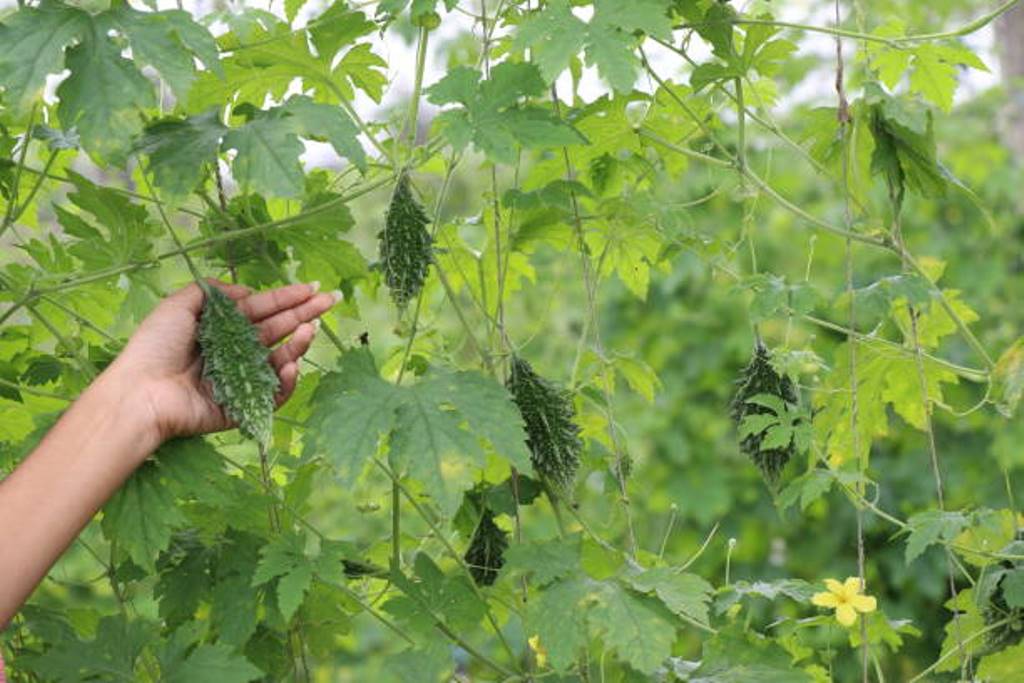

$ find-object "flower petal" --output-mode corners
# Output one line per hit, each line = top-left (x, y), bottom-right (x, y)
(851, 594), (877, 613)
(842, 577), (863, 596)
(812, 591), (840, 608)
(836, 603), (858, 627)
(824, 578), (844, 594)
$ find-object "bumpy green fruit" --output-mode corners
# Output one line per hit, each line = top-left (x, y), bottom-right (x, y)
(464, 508), (508, 587)
(507, 356), (582, 494)
(729, 342), (800, 483)
(198, 286), (279, 448)
(379, 172), (432, 308)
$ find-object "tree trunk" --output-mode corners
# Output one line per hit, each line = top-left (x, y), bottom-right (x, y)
(995, 2), (1024, 159)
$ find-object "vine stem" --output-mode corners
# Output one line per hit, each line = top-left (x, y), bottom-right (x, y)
(906, 618), (1011, 683)
(16, 164), (205, 217)
(551, 82), (638, 557)
(673, 0), (1020, 47)
(0, 102), (38, 240)
(391, 154), (462, 574)
(402, 25), (430, 158)
(829, 470), (1024, 564)
(387, 20), (438, 576)
(638, 58), (992, 372)
(141, 174), (205, 285)
(144, 166), (313, 674)
(830, 5), (869, 678)
(636, 125), (886, 249)
(0, 170), (403, 326)
(372, 457), (523, 672)
(892, 209), (968, 676)
(651, 36), (869, 216)
(215, 452), (420, 643)
(258, 442), (309, 681)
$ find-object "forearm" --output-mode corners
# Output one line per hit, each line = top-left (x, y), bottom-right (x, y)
(0, 364), (159, 626)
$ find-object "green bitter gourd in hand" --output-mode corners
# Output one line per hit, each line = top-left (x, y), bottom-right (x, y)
(198, 286), (279, 448)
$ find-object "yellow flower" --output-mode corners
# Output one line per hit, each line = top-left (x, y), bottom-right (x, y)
(528, 635), (548, 669)
(811, 577), (877, 627)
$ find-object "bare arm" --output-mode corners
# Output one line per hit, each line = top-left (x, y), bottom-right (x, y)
(0, 280), (337, 626)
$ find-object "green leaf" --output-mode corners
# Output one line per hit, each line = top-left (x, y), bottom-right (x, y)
(252, 532), (313, 621)
(57, 25), (156, 164)
(309, 4), (376, 60)
(514, 0), (587, 83)
(167, 645), (262, 683)
(303, 349), (403, 482)
(936, 587), (985, 672)
(814, 340), (958, 467)
(285, 0), (308, 23)
(952, 509), (1017, 568)
(627, 567), (713, 628)
(305, 349), (532, 516)
(160, 628), (263, 683)
(777, 469), (834, 512)
(25, 615), (156, 682)
(1003, 569), (1024, 608)
(904, 510), (968, 563)
(333, 43), (389, 103)
(109, 6), (221, 101)
(589, 580), (678, 674)
(223, 112), (306, 197)
(993, 337), (1024, 417)
(865, 21), (911, 88)
(427, 62), (587, 164)
(514, 0), (672, 92)
(909, 44), (958, 113)
(102, 459), (187, 572)
(191, 25), (384, 110)
(716, 579), (817, 613)
(694, 625), (814, 682)
(385, 553), (487, 633)
(57, 171), (159, 270)
(585, 206), (664, 299)
(504, 536), (580, 586)
(849, 613), (922, 653)
(270, 194), (368, 288)
(525, 577), (591, 670)
(137, 109), (227, 198)
(0, 2), (90, 114)
(739, 412), (779, 439)
(280, 95), (367, 172)
(866, 85), (947, 201)
(978, 642), (1024, 683)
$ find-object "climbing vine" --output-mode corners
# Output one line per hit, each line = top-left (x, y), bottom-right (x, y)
(1, 0), (1024, 680)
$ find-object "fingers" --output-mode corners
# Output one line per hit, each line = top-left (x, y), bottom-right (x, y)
(275, 362), (299, 406)
(258, 292), (337, 346)
(237, 282), (323, 323)
(270, 321), (317, 370)
(163, 280), (251, 316)
(209, 279), (252, 300)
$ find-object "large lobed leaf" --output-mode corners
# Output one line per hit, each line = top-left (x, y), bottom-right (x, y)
(303, 348), (532, 516)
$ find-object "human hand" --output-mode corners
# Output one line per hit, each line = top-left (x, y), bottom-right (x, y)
(103, 280), (337, 447)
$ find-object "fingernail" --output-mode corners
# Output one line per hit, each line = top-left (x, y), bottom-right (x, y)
(329, 290), (343, 304)
(311, 319), (321, 332)
(309, 281), (321, 294)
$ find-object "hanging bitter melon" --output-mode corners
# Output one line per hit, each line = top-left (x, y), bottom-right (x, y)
(379, 171), (432, 308)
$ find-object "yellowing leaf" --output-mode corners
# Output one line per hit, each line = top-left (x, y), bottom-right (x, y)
(993, 337), (1024, 417)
